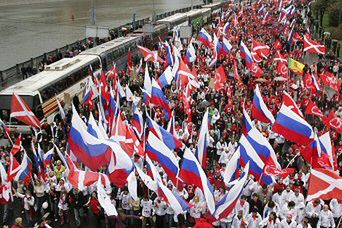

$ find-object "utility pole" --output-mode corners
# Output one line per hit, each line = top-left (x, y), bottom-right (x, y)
(191, 0), (193, 10)
(152, 0), (156, 24)
(90, 0), (96, 25)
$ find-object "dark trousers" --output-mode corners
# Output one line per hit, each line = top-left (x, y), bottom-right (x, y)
(155, 214), (165, 228)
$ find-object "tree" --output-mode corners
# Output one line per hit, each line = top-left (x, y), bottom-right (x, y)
(312, 0), (334, 27)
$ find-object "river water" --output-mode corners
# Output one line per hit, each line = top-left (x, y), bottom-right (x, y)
(0, 0), (204, 70)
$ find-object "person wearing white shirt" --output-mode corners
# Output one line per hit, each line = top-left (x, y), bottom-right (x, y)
(232, 210), (247, 228)
(16, 189), (35, 226)
(263, 200), (280, 219)
(306, 199), (323, 227)
(141, 196), (154, 228)
(281, 186), (294, 204)
(243, 176), (257, 197)
(219, 147), (230, 164)
(154, 196), (167, 228)
(272, 189), (285, 208)
(281, 213), (297, 228)
(216, 139), (226, 159)
(189, 196), (205, 224)
(235, 196), (250, 221)
(329, 198), (341, 224)
(246, 208), (262, 228)
(289, 188), (305, 223)
(280, 201), (297, 221)
(317, 205), (335, 228)
(259, 212), (281, 228)
(120, 190), (132, 214)
(194, 186), (205, 202)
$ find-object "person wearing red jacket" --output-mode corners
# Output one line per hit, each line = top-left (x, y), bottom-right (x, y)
(85, 192), (102, 227)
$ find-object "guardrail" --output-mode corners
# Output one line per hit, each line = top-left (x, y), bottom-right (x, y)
(0, 4), (203, 89)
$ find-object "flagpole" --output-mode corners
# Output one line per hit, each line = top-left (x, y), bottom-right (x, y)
(285, 152), (300, 169)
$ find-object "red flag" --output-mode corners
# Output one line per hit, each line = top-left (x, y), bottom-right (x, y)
(276, 62), (289, 78)
(10, 135), (22, 156)
(137, 45), (164, 63)
(304, 72), (320, 94)
(293, 32), (303, 42)
(320, 72), (341, 92)
(282, 91), (304, 117)
(214, 65), (228, 90)
(178, 58), (196, 88)
(100, 71), (110, 105)
(273, 39), (283, 51)
(305, 100), (324, 118)
(274, 51), (287, 64)
(303, 34), (326, 55)
(7, 153), (20, 182)
(252, 39), (270, 59)
(106, 65), (117, 81)
(264, 165), (295, 179)
(10, 94), (41, 129)
(324, 111), (342, 134)
(307, 168), (342, 201)
(251, 63), (263, 78)
(127, 49), (133, 74)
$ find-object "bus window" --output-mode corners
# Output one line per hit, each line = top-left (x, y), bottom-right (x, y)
(0, 109), (10, 121)
(33, 94), (44, 119)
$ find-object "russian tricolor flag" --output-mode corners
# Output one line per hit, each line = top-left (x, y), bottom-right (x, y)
(68, 106), (112, 171)
(273, 105), (314, 145)
(221, 37), (232, 54)
(179, 149), (215, 214)
(246, 128), (281, 169)
(197, 28), (212, 47)
(242, 106), (253, 135)
(195, 109), (210, 168)
(186, 42), (196, 63)
(252, 85), (275, 124)
(240, 41), (253, 69)
(223, 21), (231, 35)
(106, 143), (134, 188)
(222, 149), (240, 186)
(214, 163), (249, 219)
(238, 135), (275, 186)
(151, 78), (172, 121)
(43, 147), (54, 167)
(164, 41), (174, 67)
(146, 133), (180, 186)
(14, 152), (32, 184)
(157, 181), (189, 215)
(147, 115), (183, 151)
(156, 66), (173, 88)
(131, 106), (144, 139)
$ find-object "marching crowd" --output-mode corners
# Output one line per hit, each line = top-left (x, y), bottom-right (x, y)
(0, 0), (342, 228)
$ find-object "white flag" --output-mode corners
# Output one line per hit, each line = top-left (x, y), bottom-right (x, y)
(97, 178), (118, 216)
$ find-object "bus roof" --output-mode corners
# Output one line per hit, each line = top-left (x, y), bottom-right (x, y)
(157, 13), (187, 24)
(202, 3), (223, 10)
(185, 9), (203, 18)
(79, 36), (139, 56)
(0, 55), (98, 96)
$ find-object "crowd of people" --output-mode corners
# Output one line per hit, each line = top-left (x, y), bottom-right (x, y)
(0, 0), (341, 228)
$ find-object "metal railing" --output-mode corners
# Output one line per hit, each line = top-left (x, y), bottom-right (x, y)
(0, 4), (203, 89)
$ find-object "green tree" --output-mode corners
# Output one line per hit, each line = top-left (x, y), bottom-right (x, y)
(312, 0), (334, 27)
(327, 1), (342, 27)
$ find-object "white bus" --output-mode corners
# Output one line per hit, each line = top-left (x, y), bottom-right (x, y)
(0, 54), (101, 128)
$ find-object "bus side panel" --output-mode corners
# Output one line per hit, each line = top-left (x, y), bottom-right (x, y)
(43, 75), (93, 123)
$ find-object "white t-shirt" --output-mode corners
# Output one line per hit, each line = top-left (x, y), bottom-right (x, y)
(141, 199), (153, 217)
